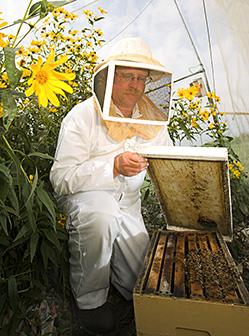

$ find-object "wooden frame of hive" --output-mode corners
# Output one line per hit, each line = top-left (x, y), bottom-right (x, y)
(133, 145), (249, 336)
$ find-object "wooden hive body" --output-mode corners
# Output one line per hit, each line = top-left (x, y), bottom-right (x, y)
(133, 146), (249, 336)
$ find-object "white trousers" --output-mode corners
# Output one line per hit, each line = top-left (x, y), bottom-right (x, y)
(63, 190), (149, 309)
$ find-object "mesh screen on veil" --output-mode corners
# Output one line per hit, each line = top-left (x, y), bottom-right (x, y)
(144, 72), (172, 121)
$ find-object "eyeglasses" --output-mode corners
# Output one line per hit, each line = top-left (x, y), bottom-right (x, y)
(115, 71), (148, 84)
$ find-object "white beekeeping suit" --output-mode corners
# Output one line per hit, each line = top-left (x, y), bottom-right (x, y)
(50, 36), (172, 333)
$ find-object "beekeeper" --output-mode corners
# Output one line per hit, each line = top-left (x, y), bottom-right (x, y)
(50, 36), (172, 334)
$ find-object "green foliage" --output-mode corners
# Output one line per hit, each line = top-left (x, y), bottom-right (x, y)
(141, 175), (167, 235)
(0, 3), (106, 334)
(230, 177), (249, 225)
(0, 128), (69, 334)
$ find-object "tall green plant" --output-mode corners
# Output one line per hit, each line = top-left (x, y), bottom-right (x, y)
(0, 130), (68, 333)
(0, 1), (107, 334)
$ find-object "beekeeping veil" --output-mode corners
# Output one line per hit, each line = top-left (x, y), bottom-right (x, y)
(93, 37), (172, 142)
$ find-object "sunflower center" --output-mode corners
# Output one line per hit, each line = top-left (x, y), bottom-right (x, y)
(36, 69), (48, 84)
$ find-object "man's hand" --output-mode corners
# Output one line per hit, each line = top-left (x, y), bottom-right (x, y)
(114, 151), (149, 177)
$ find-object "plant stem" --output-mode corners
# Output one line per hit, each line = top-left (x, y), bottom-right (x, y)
(15, 17), (41, 48)
(12, 0), (33, 48)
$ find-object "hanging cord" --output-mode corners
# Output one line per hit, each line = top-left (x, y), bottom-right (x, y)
(202, 0), (216, 93)
(173, 0), (212, 92)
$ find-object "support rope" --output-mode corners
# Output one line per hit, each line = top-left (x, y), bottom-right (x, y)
(173, 0), (212, 92)
(202, 0), (216, 93)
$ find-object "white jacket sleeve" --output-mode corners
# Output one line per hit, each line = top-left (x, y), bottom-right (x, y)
(50, 102), (122, 196)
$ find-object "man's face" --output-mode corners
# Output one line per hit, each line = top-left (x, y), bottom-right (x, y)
(112, 66), (149, 115)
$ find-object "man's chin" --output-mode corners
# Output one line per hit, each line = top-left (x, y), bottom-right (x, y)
(125, 94), (140, 102)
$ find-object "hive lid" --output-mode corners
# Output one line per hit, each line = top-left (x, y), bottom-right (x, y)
(135, 145), (233, 241)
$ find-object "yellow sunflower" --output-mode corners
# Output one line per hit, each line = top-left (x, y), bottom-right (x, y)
(177, 88), (186, 99)
(25, 50), (75, 107)
(185, 86), (199, 101)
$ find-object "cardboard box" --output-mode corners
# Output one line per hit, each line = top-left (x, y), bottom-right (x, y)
(133, 146), (249, 336)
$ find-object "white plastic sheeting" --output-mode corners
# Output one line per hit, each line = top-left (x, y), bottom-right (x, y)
(208, 0), (249, 129)
(204, 0), (249, 169)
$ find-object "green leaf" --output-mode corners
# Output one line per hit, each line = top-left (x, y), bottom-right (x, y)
(0, 202), (19, 217)
(1, 135), (20, 170)
(0, 125), (4, 135)
(0, 215), (8, 236)
(41, 243), (48, 269)
(6, 183), (19, 215)
(94, 16), (105, 22)
(20, 175), (36, 231)
(25, 195), (36, 232)
(41, 236), (61, 268)
(25, 167), (38, 206)
(3, 47), (22, 88)
(13, 19), (25, 25)
(0, 171), (10, 202)
(30, 231), (39, 262)
(36, 186), (56, 226)
(28, 152), (54, 160)
(0, 292), (7, 316)
(41, 228), (60, 250)
(28, 2), (41, 17)
(28, 0), (51, 19)
(8, 275), (18, 311)
(0, 163), (12, 182)
(47, 245), (58, 266)
(0, 235), (10, 247)
(0, 165), (17, 213)
(2, 90), (18, 130)
(2, 134), (22, 200)
(0, 200), (13, 226)
(47, 248), (58, 266)
(14, 225), (30, 242)
(143, 187), (150, 201)
(28, 1), (44, 18)
(1, 204), (18, 217)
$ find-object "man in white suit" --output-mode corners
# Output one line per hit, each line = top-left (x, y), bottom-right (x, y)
(50, 36), (172, 334)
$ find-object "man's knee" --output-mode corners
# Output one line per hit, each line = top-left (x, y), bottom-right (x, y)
(78, 212), (119, 240)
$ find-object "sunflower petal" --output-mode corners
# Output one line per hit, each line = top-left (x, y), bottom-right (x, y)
(50, 70), (76, 81)
(49, 79), (73, 93)
(52, 55), (69, 67)
(44, 85), (60, 106)
(47, 82), (66, 97)
(46, 50), (55, 63)
(25, 86), (34, 97)
(0, 21), (8, 28)
(38, 86), (48, 107)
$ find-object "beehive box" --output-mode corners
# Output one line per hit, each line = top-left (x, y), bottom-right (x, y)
(133, 145), (249, 336)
